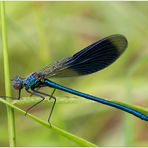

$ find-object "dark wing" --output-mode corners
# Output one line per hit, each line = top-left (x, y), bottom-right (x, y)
(39, 34), (128, 78)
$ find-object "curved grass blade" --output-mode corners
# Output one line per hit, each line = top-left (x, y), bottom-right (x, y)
(13, 96), (148, 115)
(0, 98), (96, 147)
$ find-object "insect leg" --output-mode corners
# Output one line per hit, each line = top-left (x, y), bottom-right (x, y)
(33, 88), (56, 100)
(29, 87), (41, 97)
(25, 89), (45, 116)
(17, 89), (21, 99)
(0, 89), (22, 100)
(32, 88), (57, 124)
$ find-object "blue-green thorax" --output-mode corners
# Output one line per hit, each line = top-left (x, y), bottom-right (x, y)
(23, 72), (40, 89)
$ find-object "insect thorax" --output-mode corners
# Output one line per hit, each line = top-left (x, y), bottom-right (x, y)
(23, 72), (44, 89)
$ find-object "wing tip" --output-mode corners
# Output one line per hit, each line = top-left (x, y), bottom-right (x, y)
(107, 34), (128, 55)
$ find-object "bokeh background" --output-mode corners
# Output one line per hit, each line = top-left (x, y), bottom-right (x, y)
(0, 1), (148, 146)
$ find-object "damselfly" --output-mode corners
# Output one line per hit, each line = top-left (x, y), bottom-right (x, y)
(8, 34), (148, 123)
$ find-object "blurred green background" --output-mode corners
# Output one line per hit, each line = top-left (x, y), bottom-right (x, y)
(0, 1), (148, 146)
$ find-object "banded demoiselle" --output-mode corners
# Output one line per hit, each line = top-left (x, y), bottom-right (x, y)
(10, 34), (148, 123)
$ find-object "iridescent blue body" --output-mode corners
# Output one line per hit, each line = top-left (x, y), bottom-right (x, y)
(44, 80), (148, 121)
(11, 34), (148, 122)
(23, 73), (41, 88)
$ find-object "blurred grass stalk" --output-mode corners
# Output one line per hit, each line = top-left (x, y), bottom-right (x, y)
(124, 63), (138, 146)
(124, 74), (134, 146)
(124, 55), (148, 146)
(0, 2), (16, 146)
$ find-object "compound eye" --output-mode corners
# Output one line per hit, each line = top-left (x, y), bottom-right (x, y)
(11, 76), (23, 90)
(14, 83), (22, 90)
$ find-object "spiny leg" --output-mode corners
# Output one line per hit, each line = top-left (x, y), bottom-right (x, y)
(17, 89), (21, 100)
(32, 88), (57, 124)
(48, 89), (56, 123)
(33, 88), (56, 100)
(25, 89), (45, 116)
(29, 87), (41, 97)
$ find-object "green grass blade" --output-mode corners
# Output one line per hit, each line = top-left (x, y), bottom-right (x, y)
(111, 99), (148, 115)
(13, 96), (148, 117)
(0, 2), (16, 146)
(0, 98), (96, 147)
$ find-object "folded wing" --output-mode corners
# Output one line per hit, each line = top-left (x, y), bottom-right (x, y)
(40, 34), (128, 78)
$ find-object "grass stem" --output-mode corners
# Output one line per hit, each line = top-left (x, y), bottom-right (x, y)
(0, 1), (16, 146)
